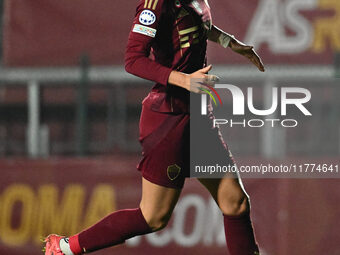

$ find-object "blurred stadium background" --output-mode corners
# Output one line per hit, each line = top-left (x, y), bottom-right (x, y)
(0, 0), (339, 254)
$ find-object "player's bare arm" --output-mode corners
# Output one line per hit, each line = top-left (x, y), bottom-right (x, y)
(208, 25), (265, 72)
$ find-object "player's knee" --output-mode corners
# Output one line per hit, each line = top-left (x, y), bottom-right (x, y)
(144, 212), (171, 231)
(141, 205), (172, 231)
(218, 192), (250, 216)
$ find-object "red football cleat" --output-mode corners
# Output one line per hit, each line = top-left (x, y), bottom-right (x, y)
(44, 234), (65, 255)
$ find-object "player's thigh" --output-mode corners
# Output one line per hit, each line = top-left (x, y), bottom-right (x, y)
(198, 176), (249, 214)
(140, 177), (181, 228)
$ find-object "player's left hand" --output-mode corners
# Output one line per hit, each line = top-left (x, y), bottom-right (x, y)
(229, 39), (265, 72)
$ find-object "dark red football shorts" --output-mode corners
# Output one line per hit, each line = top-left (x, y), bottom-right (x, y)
(137, 94), (235, 189)
(137, 103), (190, 189)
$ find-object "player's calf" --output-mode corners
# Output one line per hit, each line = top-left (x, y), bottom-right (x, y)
(43, 208), (153, 255)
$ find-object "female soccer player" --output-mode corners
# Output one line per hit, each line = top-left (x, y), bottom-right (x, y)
(44, 0), (264, 254)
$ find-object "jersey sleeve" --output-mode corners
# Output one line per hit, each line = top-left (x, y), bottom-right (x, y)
(124, 0), (172, 86)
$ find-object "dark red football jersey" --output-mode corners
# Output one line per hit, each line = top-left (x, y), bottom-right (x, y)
(125, 0), (212, 113)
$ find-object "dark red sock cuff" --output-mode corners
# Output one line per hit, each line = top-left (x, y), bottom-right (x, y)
(136, 208), (153, 233)
(69, 234), (82, 255)
(223, 211), (250, 220)
(223, 212), (259, 254)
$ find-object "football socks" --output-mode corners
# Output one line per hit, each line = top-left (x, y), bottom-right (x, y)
(224, 212), (259, 255)
(69, 208), (152, 254)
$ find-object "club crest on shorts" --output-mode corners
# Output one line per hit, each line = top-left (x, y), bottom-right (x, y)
(167, 164), (181, 180)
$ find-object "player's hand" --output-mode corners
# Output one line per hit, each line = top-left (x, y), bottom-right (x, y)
(229, 38), (265, 72)
(185, 65), (219, 93)
(168, 65), (219, 93)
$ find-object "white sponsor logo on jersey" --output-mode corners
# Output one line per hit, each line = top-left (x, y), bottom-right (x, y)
(139, 10), (156, 26)
(133, 24), (157, 38)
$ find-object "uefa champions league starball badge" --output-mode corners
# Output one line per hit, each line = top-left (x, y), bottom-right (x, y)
(175, 0), (182, 8)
